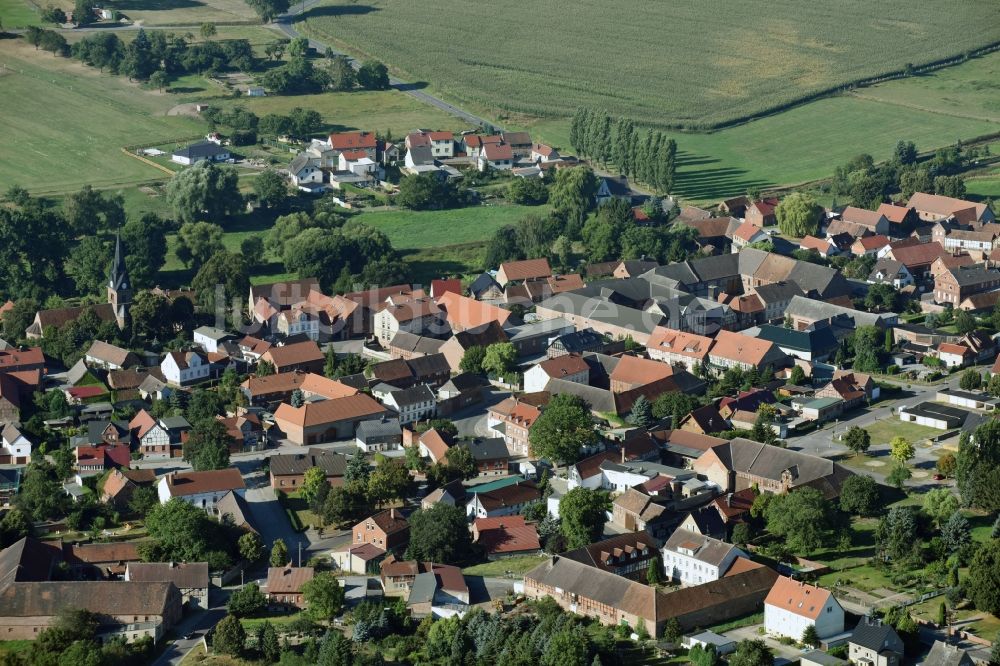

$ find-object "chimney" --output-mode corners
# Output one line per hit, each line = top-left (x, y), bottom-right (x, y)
(621, 447), (626, 464)
(390, 508), (396, 519)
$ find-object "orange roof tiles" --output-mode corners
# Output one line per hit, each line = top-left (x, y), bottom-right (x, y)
(764, 575), (835, 620)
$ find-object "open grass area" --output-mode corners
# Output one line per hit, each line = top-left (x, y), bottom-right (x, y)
(0, 40), (203, 194)
(214, 88), (471, 140)
(103, 0), (260, 26)
(357, 204), (547, 250)
(297, 0), (1000, 129)
(462, 554), (546, 577)
(863, 419), (940, 446)
(0, 640), (33, 655)
(0, 0), (42, 27)
(239, 611), (306, 632)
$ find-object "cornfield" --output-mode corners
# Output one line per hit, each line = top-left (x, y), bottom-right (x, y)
(299, 0), (1000, 129)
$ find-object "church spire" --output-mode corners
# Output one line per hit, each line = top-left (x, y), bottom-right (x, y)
(109, 230), (129, 292)
(108, 230), (131, 330)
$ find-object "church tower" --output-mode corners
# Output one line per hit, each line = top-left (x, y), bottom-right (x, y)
(108, 231), (131, 330)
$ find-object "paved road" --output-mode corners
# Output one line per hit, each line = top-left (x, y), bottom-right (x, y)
(150, 591), (230, 666)
(785, 370), (971, 487)
(274, 4), (496, 130)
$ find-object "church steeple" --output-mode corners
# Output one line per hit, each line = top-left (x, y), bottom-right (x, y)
(108, 231), (131, 329)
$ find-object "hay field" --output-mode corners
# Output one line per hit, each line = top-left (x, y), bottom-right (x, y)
(297, 0), (1000, 128)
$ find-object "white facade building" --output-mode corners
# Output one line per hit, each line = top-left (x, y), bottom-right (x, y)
(161, 351), (210, 386)
(661, 525), (745, 586)
(764, 576), (845, 640)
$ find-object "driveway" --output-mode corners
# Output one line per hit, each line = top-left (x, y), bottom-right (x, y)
(150, 589), (231, 666)
(722, 625), (805, 665)
(244, 482), (309, 561)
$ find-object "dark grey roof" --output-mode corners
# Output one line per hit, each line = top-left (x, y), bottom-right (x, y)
(407, 144), (434, 166)
(388, 332), (445, 355)
(537, 293), (662, 336)
(551, 329), (605, 353)
(407, 353), (450, 380)
(949, 265), (1000, 287)
(756, 325), (839, 354)
(690, 253), (741, 283)
(868, 258), (908, 283)
(440, 372), (488, 393)
(85, 420), (129, 444)
(173, 141), (228, 160)
(505, 317), (574, 341)
(754, 281), (805, 304)
(469, 273), (501, 298)
(785, 295), (896, 328)
(923, 641), (973, 666)
(337, 373), (369, 391)
(389, 384), (436, 407)
(466, 437), (508, 461)
(788, 261), (851, 298)
(850, 617), (903, 653)
(287, 152), (313, 174)
(270, 449), (347, 477)
(160, 416), (191, 431)
(355, 417), (402, 442)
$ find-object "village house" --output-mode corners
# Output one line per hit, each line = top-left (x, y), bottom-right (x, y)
(934, 265), (1000, 307)
(523, 354), (590, 393)
(160, 350), (210, 386)
(352, 509), (409, 551)
(436, 292), (512, 332)
(907, 192), (995, 224)
(0, 425), (30, 465)
(471, 515), (541, 558)
(284, 153), (324, 190)
(100, 468), (156, 510)
(764, 576), (845, 640)
(374, 295), (445, 346)
(331, 543), (386, 575)
(694, 438), (853, 499)
(937, 342), (974, 369)
(380, 384), (437, 425)
(816, 371), (876, 409)
(416, 427), (452, 463)
(661, 524), (747, 586)
(266, 566), (314, 609)
(269, 448), (347, 490)
(216, 411), (265, 453)
(171, 141), (230, 166)
(932, 223), (1000, 257)
(868, 258), (914, 289)
(467, 437), (510, 476)
(745, 198), (780, 226)
(439, 321), (509, 370)
(355, 417), (403, 452)
(241, 372), (356, 408)
(379, 556), (469, 614)
(327, 131), (378, 161)
(157, 468), (246, 512)
(84, 340), (138, 370)
(260, 340), (325, 375)
(645, 327), (713, 372)
(561, 532), (659, 581)
(386, 332), (446, 361)
(799, 236), (839, 258)
(730, 221), (769, 251)
(273, 392), (388, 445)
(478, 142), (514, 171)
(487, 396), (542, 457)
(125, 562), (209, 610)
(708, 330), (787, 372)
(466, 481), (541, 519)
(841, 207), (890, 236)
(754, 325), (839, 363)
(848, 616), (904, 666)
(369, 354), (451, 390)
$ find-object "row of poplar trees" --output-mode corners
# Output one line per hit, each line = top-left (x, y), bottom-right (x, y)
(569, 108), (678, 195)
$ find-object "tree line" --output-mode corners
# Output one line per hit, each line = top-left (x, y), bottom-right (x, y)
(570, 108), (678, 194)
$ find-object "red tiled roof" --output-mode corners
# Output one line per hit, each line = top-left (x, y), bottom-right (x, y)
(609, 355), (674, 387)
(473, 516), (540, 554)
(163, 468), (245, 497)
(329, 131), (376, 150)
(274, 393), (386, 428)
(938, 343), (970, 356)
(764, 575), (835, 620)
(498, 258), (552, 283)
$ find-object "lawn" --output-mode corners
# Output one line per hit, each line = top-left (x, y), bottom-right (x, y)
(0, 0), (42, 27)
(462, 554), (547, 577)
(863, 419), (940, 447)
(213, 88), (472, 140)
(102, 0), (260, 26)
(0, 41), (203, 194)
(357, 204), (547, 250)
(297, 0), (1000, 129)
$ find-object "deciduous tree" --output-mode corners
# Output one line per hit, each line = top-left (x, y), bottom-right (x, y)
(529, 393), (598, 468)
(559, 487), (610, 549)
(405, 503), (472, 564)
(775, 192), (822, 238)
(302, 572), (346, 620)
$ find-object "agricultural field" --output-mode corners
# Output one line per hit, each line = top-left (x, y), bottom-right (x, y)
(296, 0), (1000, 129)
(102, 0), (259, 26)
(0, 40), (203, 194)
(0, 0), (42, 27)
(356, 204), (547, 250)
(525, 53), (1000, 201)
